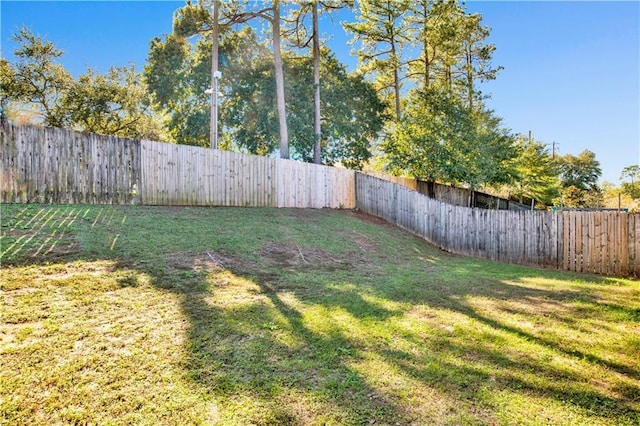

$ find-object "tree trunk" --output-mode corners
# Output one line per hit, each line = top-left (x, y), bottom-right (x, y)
(421, 2), (430, 89)
(312, 0), (321, 164)
(391, 40), (401, 121)
(424, 50), (430, 90)
(466, 47), (473, 110)
(273, 0), (289, 159)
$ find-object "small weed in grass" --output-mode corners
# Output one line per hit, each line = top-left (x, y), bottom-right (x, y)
(1, 204), (639, 425)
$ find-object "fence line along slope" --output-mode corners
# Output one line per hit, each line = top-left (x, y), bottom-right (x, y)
(356, 173), (639, 277)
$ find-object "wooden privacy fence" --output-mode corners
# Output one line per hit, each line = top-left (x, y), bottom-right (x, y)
(1, 124), (637, 276)
(0, 123), (355, 209)
(562, 210), (636, 276)
(140, 140), (354, 208)
(1, 124), (141, 204)
(356, 174), (639, 277)
(366, 171), (531, 211)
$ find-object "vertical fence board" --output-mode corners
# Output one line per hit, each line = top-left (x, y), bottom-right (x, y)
(608, 213), (615, 275)
(620, 213), (628, 275)
(628, 214), (640, 277)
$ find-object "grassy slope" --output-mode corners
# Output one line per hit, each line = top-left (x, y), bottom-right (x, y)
(1, 204), (639, 425)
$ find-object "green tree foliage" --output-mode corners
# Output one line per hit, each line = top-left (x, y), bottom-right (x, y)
(145, 27), (273, 149)
(146, 17), (385, 168)
(557, 150), (601, 190)
(557, 185), (604, 209)
(1, 27), (165, 140)
(145, 33), (211, 146)
(285, 50), (387, 168)
(346, 0), (501, 121)
(407, 0), (501, 106)
(222, 29), (281, 154)
(620, 165), (640, 200)
(366, 1), (508, 194)
(167, 0), (291, 157)
(555, 150), (603, 208)
(406, 0), (459, 90)
(455, 10), (502, 109)
(344, 0), (411, 121)
(1, 27), (72, 127)
(283, 0), (354, 164)
(63, 65), (166, 140)
(507, 135), (560, 205)
(383, 87), (515, 190)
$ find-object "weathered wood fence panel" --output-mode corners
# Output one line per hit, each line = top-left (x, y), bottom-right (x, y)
(562, 211), (634, 276)
(356, 173), (636, 276)
(140, 140), (355, 208)
(139, 141), (278, 207)
(367, 171), (531, 210)
(1, 124), (355, 209)
(1, 124), (140, 204)
(628, 213), (640, 276)
(361, 171), (419, 191)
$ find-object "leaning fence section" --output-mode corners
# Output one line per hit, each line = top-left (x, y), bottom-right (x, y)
(365, 170), (531, 210)
(356, 173), (638, 277)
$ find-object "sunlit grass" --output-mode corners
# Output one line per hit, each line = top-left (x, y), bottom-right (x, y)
(1, 204), (639, 425)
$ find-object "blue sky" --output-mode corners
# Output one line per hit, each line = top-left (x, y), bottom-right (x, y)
(1, 1), (638, 184)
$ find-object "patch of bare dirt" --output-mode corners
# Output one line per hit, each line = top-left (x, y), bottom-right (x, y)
(162, 239), (380, 293)
(46, 236), (83, 257)
(164, 251), (229, 273)
(258, 242), (371, 271)
(350, 232), (378, 254)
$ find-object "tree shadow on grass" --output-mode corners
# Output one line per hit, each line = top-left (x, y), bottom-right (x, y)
(358, 263), (640, 422)
(173, 245), (639, 424)
(3, 204), (639, 424)
(192, 211), (640, 423)
(162, 262), (412, 424)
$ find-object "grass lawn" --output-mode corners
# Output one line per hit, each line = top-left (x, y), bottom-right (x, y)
(1, 204), (639, 425)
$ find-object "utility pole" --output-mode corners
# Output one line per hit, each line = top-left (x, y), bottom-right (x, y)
(209, 0), (220, 149)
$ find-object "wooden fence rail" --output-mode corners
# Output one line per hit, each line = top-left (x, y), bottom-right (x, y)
(356, 173), (639, 277)
(1, 124), (637, 276)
